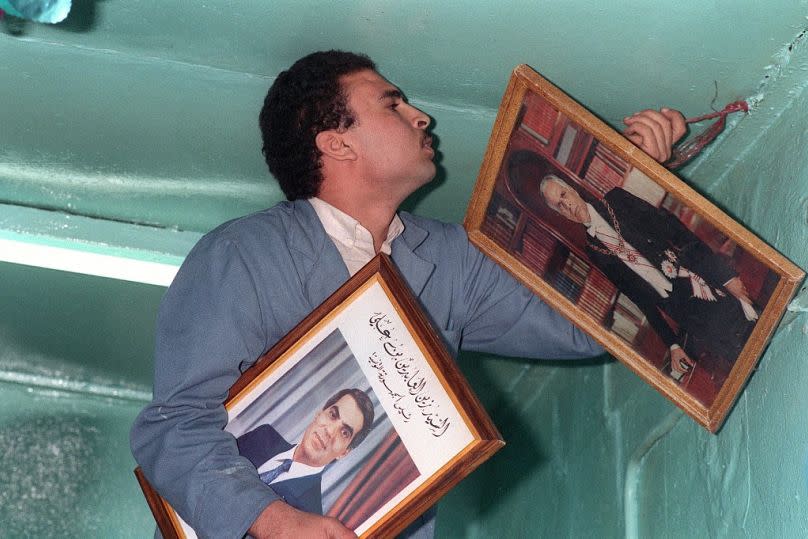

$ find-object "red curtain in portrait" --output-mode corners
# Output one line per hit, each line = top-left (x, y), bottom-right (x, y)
(326, 428), (419, 529)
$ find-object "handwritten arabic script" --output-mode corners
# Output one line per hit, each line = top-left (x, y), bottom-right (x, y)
(367, 312), (451, 437)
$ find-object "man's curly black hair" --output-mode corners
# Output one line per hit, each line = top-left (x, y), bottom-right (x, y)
(259, 51), (376, 200)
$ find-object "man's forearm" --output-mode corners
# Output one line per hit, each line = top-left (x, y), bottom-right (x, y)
(249, 500), (356, 539)
(131, 399), (282, 536)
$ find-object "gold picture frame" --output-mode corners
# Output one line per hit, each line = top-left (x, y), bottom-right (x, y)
(464, 64), (804, 433)
(135, 254), (504, 537)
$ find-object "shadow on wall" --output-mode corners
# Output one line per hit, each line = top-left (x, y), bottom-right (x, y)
(440, 352), (611, 532)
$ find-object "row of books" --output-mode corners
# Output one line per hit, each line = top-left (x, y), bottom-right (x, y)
(518, 221), (557, 274)
(552, 250), (588, 302)
(519, 93), (558, 145)
(485, 190), (641, 341)
(610, 293), (646, 344)
(481, 197), (520, 249)
(578, 270), (617, 324)
(518, 219), (620, 324)
(582, 143), (629, 198)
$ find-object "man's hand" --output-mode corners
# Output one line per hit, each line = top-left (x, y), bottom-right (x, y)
(670, 346), (695, 375)
(723, 276), (759, 321)
(249, 500), (356, 539)
(623, 108), (687, 163)
(723, 276), (752, 304)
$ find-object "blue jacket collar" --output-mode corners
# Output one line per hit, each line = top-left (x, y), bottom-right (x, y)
(394, 212), (435, 297)
(286, 200), (435, 301)
(286, 199), (350, 309)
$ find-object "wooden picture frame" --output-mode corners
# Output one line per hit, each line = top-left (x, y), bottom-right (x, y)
(464, 64), (804, 433)
(135, 254), (504, 538)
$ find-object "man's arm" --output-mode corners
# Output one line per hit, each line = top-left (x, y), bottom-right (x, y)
(723, 276), (759, 321)
(453, 226), (603, 360)
(131, 230), (358, 537)
(130, 234), (282, 537)
(250, 501), (355, 539)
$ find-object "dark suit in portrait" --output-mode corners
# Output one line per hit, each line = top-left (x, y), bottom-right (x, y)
(237, 424), (323, 516)
(584, 188), (755, 379)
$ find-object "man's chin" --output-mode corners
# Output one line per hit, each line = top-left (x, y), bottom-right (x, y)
(409, 171), (436, 193)
(422, 165), (438, 184)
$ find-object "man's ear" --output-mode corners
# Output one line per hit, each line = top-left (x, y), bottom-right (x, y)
(315, 130), (357, 161)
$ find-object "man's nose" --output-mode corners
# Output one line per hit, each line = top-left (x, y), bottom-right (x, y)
(324, 422), (338, 439)
(408, 104), (430, 130)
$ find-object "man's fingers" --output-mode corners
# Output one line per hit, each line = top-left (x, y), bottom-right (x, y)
(249, 501), (357, 539)
(624, 111), (670, 161)
(624, 132), (644, 147)
(325, 517), (357, 539)
(683, 358), (694, 369)
(661, 107), (687, 143)
(624, 115), (666, 160)
(623, 108), (688, 162)
(623, 120), (664, 161)
(634, 109), (673, 149)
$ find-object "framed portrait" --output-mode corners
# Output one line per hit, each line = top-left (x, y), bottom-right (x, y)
(135, 254), (504, 538)
(464, 64), (804, 433)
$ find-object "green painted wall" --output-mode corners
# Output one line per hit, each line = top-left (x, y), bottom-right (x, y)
(1, 1), (807, 537)
(3, 1), (807, 231)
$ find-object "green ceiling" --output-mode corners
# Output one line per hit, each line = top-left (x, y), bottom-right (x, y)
(2, 1), (807, 233)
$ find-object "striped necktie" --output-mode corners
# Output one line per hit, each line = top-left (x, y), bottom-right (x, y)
(259, 458), (292, 485)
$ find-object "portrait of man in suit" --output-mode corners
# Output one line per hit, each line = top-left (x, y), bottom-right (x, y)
(236, 388), (375, 516)
(539, 175), (759, 383)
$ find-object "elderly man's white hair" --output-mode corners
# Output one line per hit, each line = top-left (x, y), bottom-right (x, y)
(539, 174), (576, 202)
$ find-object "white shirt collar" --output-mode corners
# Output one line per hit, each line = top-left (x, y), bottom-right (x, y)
(308, 197), (404, 275)
(584, 203), (603, 236)
(255, 444), (324, 483)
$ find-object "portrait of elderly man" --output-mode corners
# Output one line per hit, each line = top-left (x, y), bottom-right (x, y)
(236, 388), (374, 516)
(539, 174), (759, 383)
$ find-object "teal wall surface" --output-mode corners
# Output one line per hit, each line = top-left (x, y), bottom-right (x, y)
(1, 1), (807, 537)
(3, 1), (807, 231)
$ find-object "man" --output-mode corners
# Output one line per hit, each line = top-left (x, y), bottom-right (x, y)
(237, 389), (374, 517)
(131, 50), (682, 538)
(540, 175), (758, 380)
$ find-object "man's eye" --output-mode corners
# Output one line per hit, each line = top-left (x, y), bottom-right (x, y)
(390, 102), (400, 110)
(341, 428), (350, 438)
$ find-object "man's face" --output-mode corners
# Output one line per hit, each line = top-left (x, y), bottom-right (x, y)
(541, 179), (590, 223)
(296, 394), (365, 467)
(339, 69), (436, 202)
